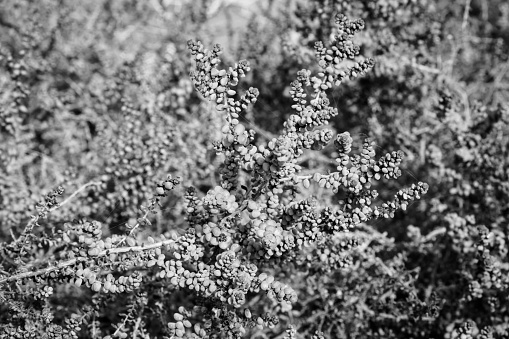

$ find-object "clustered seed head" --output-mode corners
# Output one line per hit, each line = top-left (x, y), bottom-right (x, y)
(155, 175), (181, 198)
(203, 186), (239, 215)
(35, 186), (65, 218)
(335, 132), (353, 155)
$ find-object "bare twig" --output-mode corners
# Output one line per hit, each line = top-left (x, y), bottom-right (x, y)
(50, 181), (102, 213)
(462, 0), (472, 32)
(9, 229), (17, 241)
(410, 59), (441, 75)
(423, 227), (446, 242)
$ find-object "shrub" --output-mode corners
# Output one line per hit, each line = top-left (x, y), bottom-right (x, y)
(0, 6), (429, 338)
(1, 0), (508, 338)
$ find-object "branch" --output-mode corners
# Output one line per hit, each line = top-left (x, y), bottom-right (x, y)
(0, 238), (176, 285)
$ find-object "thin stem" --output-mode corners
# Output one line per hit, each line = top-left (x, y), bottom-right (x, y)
(132, 316), (142, 339)
(115, 210), (151, 247)
(50, 181), (102, 213)
(423, 227), (446, 242)
(461, 0), (471, 32)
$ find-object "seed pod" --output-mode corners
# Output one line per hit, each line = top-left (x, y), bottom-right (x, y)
(96, 241), (104, 249)
(212, 227), (221, 237)
(237, 134), (248, 145)
(250, 209), (261, 219)
(156, 186), (165, 196)
(233, 123), (245, 135)
(319, 178), (327, 188)
(92, 281), (102, 292)
(62, 233), (71, 243)
(126, 237), (136, 247)
(88, 248), (100, 256)
(303, 178), (310, 188)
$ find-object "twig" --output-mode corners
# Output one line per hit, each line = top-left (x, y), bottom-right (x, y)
(410, 59), (441, 75)
(115, 210), (151, 247)
(9, 229), (18, 241)
(423, 227), (446, 242)
(461, 0), (472, 33)
(50, 181), (102, 213)
(132, 316), (143, 339)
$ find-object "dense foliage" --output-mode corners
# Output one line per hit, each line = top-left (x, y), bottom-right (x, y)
(0, 0), (508, 338)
